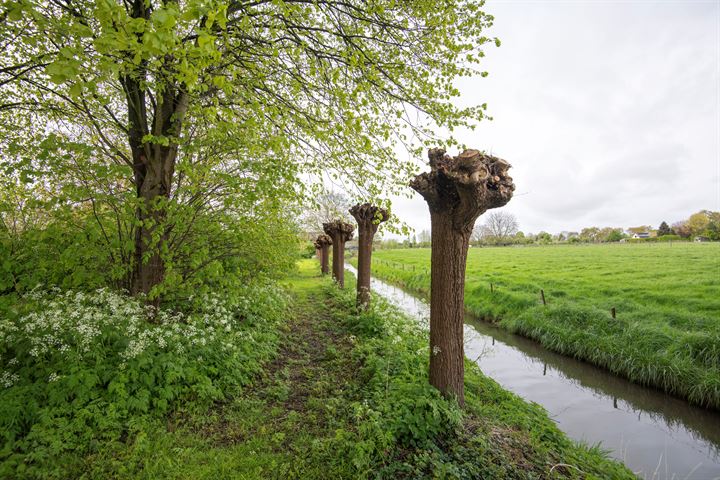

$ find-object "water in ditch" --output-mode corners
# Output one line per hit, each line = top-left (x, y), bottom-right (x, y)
(345, 264), (720, 479)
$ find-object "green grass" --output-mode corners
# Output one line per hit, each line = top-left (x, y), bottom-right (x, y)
(67, 259), (635, 478)
(361, 243), (720, 410)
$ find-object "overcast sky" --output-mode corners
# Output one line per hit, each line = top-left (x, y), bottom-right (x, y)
(385, 0), (719, 237)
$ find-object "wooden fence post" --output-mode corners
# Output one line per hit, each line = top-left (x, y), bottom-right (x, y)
(540, 289), (546, 306)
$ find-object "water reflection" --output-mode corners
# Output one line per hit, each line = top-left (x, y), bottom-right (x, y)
(345, 264), (720, 480)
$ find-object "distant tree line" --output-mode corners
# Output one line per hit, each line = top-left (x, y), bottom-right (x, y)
(375, 209), (720, 248)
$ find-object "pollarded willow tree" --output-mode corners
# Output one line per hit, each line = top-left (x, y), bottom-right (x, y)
(313, 234), (332, 275)
(411, 148), (514, 405)
(349, 203), (388, 309)
(322, 220), (354, 288)
(0, 0), (499, 301)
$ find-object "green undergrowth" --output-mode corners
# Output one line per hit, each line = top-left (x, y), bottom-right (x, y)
(358, 243), (720, 410)
(0, 282), (288, 479)
(1, 259), (635, 478)
(316, 268), (635, 479)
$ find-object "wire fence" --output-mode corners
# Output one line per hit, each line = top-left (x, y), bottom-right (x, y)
(374, 258), (429, 275)
(372, 258), (620, 318)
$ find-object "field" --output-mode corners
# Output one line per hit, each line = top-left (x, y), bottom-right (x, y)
(364, 243), (720, 409)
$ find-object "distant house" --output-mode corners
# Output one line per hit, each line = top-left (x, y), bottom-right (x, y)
(695, 236), (709, 242)
(631, 232), (650, 239)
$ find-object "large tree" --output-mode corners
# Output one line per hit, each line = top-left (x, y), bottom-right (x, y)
(657, 221), (672, 236)
(686, 211), (710, 237)
(302, 191), (352, 236)
(411, 148), (514, 405)
(472, 210), (517, 244)
(0, 0), (499, 300)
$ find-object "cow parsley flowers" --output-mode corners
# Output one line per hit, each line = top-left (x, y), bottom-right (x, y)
(0, 283), (288, 389)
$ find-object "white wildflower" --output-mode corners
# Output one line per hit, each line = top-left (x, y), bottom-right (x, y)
(1, 371), (19, 388)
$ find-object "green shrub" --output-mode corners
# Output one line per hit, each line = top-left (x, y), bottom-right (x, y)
(301, 241), (317, 259)
(318, 286), (462, 471)
(0, 178), (300, 303)
(0, 217), (114, 294)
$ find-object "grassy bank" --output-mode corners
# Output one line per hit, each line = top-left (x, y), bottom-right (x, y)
(2, 259), (635, 478)
(359, 243), (720, 410)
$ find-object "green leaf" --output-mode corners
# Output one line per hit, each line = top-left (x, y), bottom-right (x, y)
(69, 83), (83, 98)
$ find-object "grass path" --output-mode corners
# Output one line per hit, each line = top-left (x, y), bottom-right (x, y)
(115, 268), (367, 479)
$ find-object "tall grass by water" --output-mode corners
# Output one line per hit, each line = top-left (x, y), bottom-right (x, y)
(362, 243), (720, 409)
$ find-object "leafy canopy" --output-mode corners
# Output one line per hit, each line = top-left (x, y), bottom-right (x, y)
(0, 0), (499, 297)
(1, 0), (498, 197)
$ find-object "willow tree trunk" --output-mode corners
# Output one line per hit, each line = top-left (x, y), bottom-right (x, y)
(314, 234), (333, 276)
(411, 148), (515, 406)
(323, 221), (355, 288)
(320, 246), (330, 274)
(350, 203), (389, 309)
(332, 240), (345, 285)
(428, 212), (470, 403)
(356, 232), (372, 306)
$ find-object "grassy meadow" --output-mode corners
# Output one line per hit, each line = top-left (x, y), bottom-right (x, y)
(363, 243), (720, 409)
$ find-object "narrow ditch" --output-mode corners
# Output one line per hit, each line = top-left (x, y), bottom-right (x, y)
(345, 264), (720, 480)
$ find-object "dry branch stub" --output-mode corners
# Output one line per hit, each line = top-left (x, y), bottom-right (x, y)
(322, 220), (354, 288)
(410, 147), (515, 406)
(350, 203), (389, 309)
(314, 234), (333, 275)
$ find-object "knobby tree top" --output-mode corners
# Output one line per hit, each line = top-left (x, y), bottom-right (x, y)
(323, 221), (355, 242)
(314, 234), (333, 248)
(349, 203), (389, 234)
(410, 148), (515, 233)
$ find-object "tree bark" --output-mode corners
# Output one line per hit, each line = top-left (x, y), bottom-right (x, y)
(131, 162), (170, 300)
(428, 212), (470, 405)
(323, 221), (354, 288)
(350, 203), (389, 309)
(124, 63), (189, 302)
(411, 148), (515, 406)
(314, 234), (333, 275)
(332, 238), (344, 285)
(321, 246), (330, 275)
